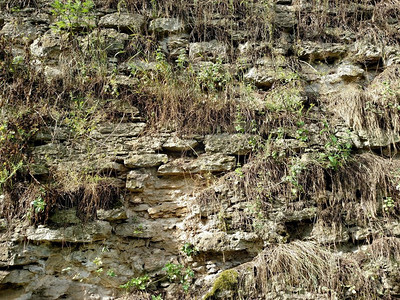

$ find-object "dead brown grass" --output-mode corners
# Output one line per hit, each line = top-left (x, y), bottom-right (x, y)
(235, 240), (376, 299)
(332, 65), (400, 144)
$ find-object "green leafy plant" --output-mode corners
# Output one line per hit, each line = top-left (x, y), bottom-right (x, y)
(383, 196), (395, 212)
(320, 134), (352, 170)
(181, 243), (198, 257)
(120, 274), (150, 291)
(31, 188), (46, 213)
(196, 58), (230, 92)
(51, 0), (94, 32)
(163, 262), (194, 292)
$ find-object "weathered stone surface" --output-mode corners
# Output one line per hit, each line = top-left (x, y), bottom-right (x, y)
(157, 154), (236, 175)
(30, 32), (62, 61)
(205, 134), (256, 155)
(189, 40), (228, 62)
(194, 231), (261, 252)
(126, 170), (150, 191)
(148, 202), (187, 218)
(159, 34), (189, 57)
(274, 5), (297, 28)
(336, 62), (364, 79)
(128, 135), (167, 154)
(107, 74), (137, 88)
(82, 28), (129, 56)
(97, 208), (127, 221)
(44, 65), (63, 81)
(26, 221), (112, 243)
(244, 66), (295, 89)
(124, 154), (168, 168)
(99, 12), (145, 32)
(49, 209), (80, 225)
(0, 20), (39, 44)
(91, 122), (146, 138)
(149, 18), (185, 34)
(162, 136), (198, 152)
(296, 41), (347, 61)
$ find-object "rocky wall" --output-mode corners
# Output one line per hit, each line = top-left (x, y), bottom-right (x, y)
(1, 0), (400, 299)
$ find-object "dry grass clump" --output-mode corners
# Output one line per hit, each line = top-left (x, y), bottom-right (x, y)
(198, 150), (400, 233)
(332, 65), (400, 144)
(295, 0), (400, 43)
(235, 241), (375, 299)
(99, 0), (274, 50)
(0, 171), (120, 225)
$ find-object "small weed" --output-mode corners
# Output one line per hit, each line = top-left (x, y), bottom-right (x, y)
(31, 188), (46, 213)
(120, 274), (150, 291)
(383, 197), (395, 212)
(51, 0), (94, 32)
(163, 262), (194, 292)
(181, 243), (198, 257)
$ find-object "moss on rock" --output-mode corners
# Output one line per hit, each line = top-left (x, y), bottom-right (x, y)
(203, 269), (239, 300)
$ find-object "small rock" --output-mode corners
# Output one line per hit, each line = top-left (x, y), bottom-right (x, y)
(99, 12), (145, 32)
(124, 154), (168, 168)
(157, 154), (236, 175)
(205, 134), (257, 155)
(162, 136), (198, 152)
(126, 170), (150, 191)
(149, 18), (185, 35)
(189, 40), (227, 62)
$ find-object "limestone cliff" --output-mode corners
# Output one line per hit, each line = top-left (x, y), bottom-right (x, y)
(0, 0), (400, 299)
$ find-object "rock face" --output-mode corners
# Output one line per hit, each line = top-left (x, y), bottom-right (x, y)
(98, 12), (145, 32)
(1, 1), (400, 300)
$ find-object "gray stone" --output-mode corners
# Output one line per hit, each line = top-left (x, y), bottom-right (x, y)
(157, 154), (236, 175)
(244, 66), (295, 89)
(34, 127), (69, 142)
(44, 65), (63, 81)
(1, 20), (38, 44)
(149, 18), (185, 35)
(126, 170), (150, 191)
(97, 208), (127, 221)
(205, 134), (257, 155)
(2, 269), (34, 284)
(49, 209), (80, 225)
(148, 202), (187, 218)
(194, 231), (261, 252)
(30, 32), (62, 62)
(189, 40), (228, 62)
(108, 74), (137, 88)
(124, 154), (168, 168)
(83, 29), (129, 56)
(296, 41), (347, 61)
(336, 62), (364, 80)
(26, 221), (112, 243)
(128, 135), (167, 154)
(159, 34), (189, 57)
(162, 136), (198, 152)
(274, 5), (297, 29)
(99, 12), (145, 32)
(91, 122), (146, 138)
(352, 40), (383, 63)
